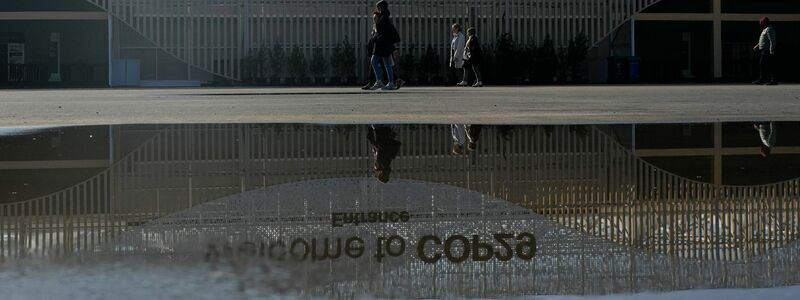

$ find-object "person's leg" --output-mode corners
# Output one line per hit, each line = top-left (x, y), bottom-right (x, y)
(451, 124), (467, 155)
(362, 59), (376, 89)
(474, 64), (482, 81)
(472, 63), (483, 86)
(456, 68), (467, 85)
(371, 55), (385, 83)
(461, 62), (470, 84)
(767, 54), (777, 84)
(382, 56), (395, 85)
(755, 51), (767, 84)
(466, 125), (482, 143)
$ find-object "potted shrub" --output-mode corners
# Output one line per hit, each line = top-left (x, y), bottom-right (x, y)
(331, 38), (357, 85)
(418, 45), (441, 85)
(566, 33), (590, 83)
(535, 35), (558, 84)
(399, 47), (417, 85)
(287, 46), (307, 86)
(340, 39), (357, 84)
(496, 33), (518, 84)
(257, 44), (269, 85)
(241, 50), (258, 85)
(519, 42), (537, 84)
(309, 47), (327, 85)
(269, 44), (285, 85)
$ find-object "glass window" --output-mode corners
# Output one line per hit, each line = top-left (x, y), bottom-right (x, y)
(643, 156), (713, 183)
(635, 124), (714, 149)
(643, 0), (712, 13)
(0, 0), (99, 12)
(723, 155), (800, 185)
(723, 0), (800, 14)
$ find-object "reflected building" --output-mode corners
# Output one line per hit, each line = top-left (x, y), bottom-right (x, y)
(1, 123), (800, 297)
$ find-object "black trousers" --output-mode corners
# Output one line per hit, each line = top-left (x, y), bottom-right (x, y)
(758, 50), (776, 82)
(461, 60), (482, 83)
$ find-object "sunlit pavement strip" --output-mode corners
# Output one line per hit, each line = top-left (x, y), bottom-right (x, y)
(0, 85), (799, 126)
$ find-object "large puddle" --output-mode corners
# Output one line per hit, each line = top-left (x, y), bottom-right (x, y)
(1, 123), (799, 298)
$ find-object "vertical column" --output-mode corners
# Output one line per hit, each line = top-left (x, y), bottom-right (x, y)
(713, 0), (722, 79)
(108, 4), (113, 87)
(713, 123), (722, 186)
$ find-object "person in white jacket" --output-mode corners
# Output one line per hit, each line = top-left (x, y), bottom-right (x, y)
(450, 23), (467, 86)
(753, 17), (777, 85)
(754, 122), (776, 157)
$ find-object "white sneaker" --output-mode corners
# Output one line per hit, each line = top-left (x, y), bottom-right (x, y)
(472, 81), (483, 87)
(457, 81), (469, 86)
(381, 82), (396, 91)
(369, 81), (385, 90)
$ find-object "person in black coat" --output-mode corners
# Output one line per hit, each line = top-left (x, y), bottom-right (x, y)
(462, 27), (483, 87)
(366, 0), (399, 90)
(362, 14), (404, 90)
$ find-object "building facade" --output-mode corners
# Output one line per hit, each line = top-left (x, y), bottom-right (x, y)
(0, 0), (798, 86)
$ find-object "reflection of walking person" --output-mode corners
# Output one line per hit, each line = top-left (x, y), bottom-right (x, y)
(753, 17), (777, 85)
(367, 0), (400, 91)
(450, 125), (482, 155)
(462, 28), (483, 87)
(450, 23), (467, 86)
(754, 122), (776, 157)
(368, 125), (402, 183)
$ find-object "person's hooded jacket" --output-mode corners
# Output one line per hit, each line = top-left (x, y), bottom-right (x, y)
(372, 6), (400, 57)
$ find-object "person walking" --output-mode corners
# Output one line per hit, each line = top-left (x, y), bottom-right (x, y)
(462, 27), (483, 87)
(450, 23), (467, 86)
(362, 13), (404, 90)
(753, 17), (777, 85)
(368, 0), (400, 91)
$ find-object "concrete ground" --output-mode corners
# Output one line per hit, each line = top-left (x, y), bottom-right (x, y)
(0, 84), (798, 127)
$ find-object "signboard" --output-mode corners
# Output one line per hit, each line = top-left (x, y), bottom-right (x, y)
(106, 177), (800, 297)
(107, 178), (642, 297)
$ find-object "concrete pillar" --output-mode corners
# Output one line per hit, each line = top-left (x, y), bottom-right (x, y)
(713, 0), (722, 79)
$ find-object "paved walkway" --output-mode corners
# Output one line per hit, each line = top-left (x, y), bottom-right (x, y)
(0, 85), (798, 127)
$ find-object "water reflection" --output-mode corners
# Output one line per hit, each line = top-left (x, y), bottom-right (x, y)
(367, 125), (401, 183)
(755, 122), (776, 157)
(0, 122), (799, 297)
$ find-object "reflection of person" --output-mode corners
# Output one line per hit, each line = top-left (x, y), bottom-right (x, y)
(754, 122), (776, 157)
(450, 23), (466, 86)
(450, 125), (482, 155)
(367, 125), (402, 183)
(752, 17), (777, 85)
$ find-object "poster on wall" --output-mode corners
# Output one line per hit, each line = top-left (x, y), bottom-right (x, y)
(7, 43), (24, 82)
(48, 33), (61, 82)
